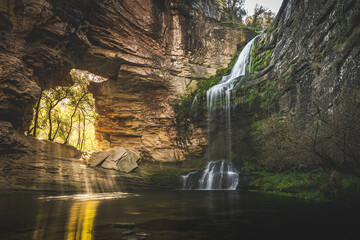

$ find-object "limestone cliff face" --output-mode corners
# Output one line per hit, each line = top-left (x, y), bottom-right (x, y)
(262, 0), (360, 119)
(229, 0), (360, 170)
(0, 0), (249, 161)
(89, 2), (251, 161)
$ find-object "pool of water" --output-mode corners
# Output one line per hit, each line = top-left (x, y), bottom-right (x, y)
(0, 190), (359, 240)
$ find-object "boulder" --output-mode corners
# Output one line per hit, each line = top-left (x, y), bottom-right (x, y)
(87, 151), (111, 167)
(101, 147), (140, 173)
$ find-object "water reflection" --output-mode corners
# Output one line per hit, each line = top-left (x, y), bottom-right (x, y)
(66, 200), (99, 240)
(31, 192), (138, 240)
(38, 192), (139, 201)
(1, 190), (360, 240)
(32, 199), (68, 240)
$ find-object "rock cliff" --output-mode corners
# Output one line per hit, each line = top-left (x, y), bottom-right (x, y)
(228, 0), (360, 172)
(0, 0), (250, 161)
(262, 0), (360, 118)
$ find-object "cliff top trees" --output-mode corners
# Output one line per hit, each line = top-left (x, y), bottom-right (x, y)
(245, 4), (275, 29)
(217, 1), (274, 29)
(218, 0), (246, 22)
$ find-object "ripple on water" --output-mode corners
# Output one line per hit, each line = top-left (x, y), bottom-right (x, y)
(38, 192), (140, 201)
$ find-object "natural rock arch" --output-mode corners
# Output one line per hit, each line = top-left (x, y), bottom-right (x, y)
(0, 0), (250, 161)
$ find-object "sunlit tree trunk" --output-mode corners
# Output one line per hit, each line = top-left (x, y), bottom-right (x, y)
(64, 93), (88, 145)
(32, 89), (43, 137)
(47, 90), (67, 141)
(47, 104), (53, 140)
(80, 109), (86, 151)
(76, 112), (81, 149)
(51, 119), (61, 141)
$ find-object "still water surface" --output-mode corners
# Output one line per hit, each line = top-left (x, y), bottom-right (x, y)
(0, 190), (359, 240)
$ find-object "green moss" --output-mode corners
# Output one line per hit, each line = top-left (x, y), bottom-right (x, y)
(232, 75), (280, 113)
(249, 44), (273, 74)
(145, 171), (182, 188)
(246, 170), (360, 201)
(171, 45), (252, 153)
(174, 32), (276, 122)
(173, 48), (244, 120)
(137, 159), (208, 189)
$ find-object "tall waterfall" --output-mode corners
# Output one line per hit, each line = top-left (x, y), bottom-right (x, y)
(182, 36), (258, 190)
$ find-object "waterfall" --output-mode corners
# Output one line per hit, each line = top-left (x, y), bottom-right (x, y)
(182, 160), (239, 190)
(182, 35), (259, 190)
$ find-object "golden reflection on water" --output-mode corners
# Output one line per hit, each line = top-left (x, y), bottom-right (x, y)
(33, 192), (137, 240)
(66, 200), (99, 240)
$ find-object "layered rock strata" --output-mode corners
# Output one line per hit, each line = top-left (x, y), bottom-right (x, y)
(0, 0), (250, 161)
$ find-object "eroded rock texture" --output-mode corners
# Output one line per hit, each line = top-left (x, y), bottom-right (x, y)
(264, 0), (360, 118)
(229, 0), (360, 170)
(0, 0), (249, 161)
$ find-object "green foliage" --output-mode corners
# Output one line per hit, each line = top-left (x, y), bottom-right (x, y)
(258, 79), (280, 111)
(172, 94), (194, 153)
(145, 171), (182, 188)
(138, 160), (207, 188)
(248, 170), (360, 201)
(172, 49), (244, 154)
(218, 0), (246, 23)
(244, 4), (275, 29)
(229, 35), (278, 111)
(250, 87), (360, 177)
(249, 42), (273, 74)
(173, 25), (275, 121)
(26, 70), (106, 151)
(232, 78), (279, 113)
(220, 21), (262, 33)
(250, 114), (318, 172)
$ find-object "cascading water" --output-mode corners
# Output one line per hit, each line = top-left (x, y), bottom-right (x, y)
(182, 160), (239, 190)
(182, 35), (259, 190)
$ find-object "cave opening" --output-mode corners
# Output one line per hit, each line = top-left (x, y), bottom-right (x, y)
(25, 69), (107, 152)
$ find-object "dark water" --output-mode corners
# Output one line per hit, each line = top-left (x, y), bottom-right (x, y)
(0, 190), (359, 240)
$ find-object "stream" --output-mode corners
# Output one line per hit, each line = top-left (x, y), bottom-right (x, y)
(0, 190), (359, 239)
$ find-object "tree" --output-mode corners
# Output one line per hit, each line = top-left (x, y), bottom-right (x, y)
(26, 69), (105, 151)
(27, 89), (43, 137)
(43, 87), (69, 141)
(245, 4), (275, 29)
(253, 88), (360, 177)
(63, 91), (88, 145)
(218, 0), (246, 22)
(308, 89), (360, 177)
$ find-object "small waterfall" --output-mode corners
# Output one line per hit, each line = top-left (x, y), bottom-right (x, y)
(182, 36), (259, 190)
(182, 161), (239, 190)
